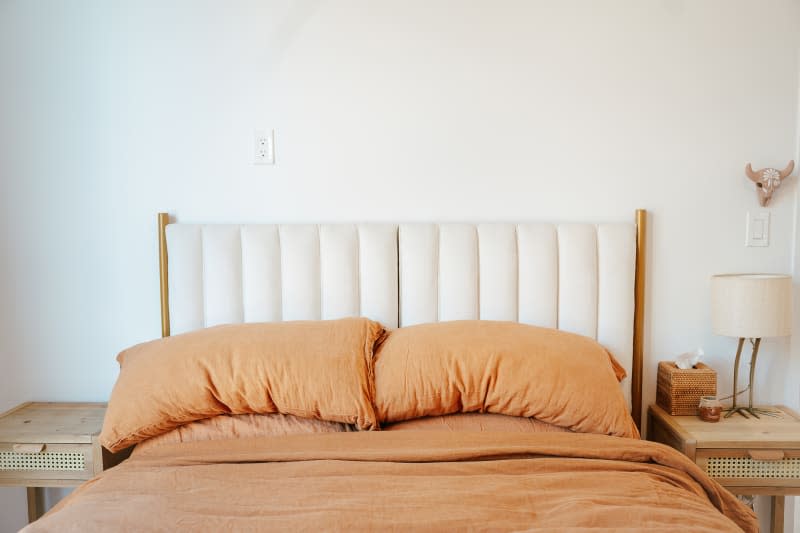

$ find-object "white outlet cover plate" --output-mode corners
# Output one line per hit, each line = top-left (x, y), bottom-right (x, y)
(254, 130), (274, 165)
(745, 211), (769, 247)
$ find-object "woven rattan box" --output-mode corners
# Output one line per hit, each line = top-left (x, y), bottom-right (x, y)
(656, 361), (716, 416)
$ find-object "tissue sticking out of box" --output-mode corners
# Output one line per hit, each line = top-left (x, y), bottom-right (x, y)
(675, 348), (704, 370)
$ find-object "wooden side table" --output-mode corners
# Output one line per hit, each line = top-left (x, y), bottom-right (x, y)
(648, 403), (800, 533)
(0, 402), (129, 522)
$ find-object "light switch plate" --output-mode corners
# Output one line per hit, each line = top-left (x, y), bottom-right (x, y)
(745, 211), (769, 247)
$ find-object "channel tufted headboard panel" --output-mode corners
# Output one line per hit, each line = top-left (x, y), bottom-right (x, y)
(165, 224), (400, 333)
(160, 214), (645, 419)
(396, 223), (636, 407)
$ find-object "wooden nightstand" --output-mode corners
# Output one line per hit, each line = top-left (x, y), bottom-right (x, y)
(648, 403), (800, 533)
(0, 402), (129, 522)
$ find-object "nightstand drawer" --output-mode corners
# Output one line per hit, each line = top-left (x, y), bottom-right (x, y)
(696, 449), (800, 488)
(0, 442), (95, 484)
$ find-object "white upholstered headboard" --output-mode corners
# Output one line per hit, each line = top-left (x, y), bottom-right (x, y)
(157, 212), (647, 427)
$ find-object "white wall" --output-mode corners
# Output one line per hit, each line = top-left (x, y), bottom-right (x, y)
(1, 1), (799, 531)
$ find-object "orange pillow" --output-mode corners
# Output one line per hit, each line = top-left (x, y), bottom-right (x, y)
(134, 413), (353, 454)
(101, 318), (383, 452)
(374, 321), (638, 439)
(383, 413), (571, 433)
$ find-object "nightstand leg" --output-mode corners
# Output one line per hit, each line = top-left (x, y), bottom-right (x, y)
(770, 495), (784, 533)
(26, 487), (44, 523)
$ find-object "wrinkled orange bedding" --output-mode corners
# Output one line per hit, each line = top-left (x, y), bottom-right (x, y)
(374, 321), (638, 439)
(25, 432), (756, 532)
(102, 318), (383, 451)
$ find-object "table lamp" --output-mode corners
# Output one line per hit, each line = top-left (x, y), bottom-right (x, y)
(710, 274), (792, 418)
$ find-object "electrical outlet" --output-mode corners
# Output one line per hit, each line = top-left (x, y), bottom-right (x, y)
(254, 130), (274, 165)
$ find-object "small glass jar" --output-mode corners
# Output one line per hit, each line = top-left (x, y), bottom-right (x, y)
(698, 396), (723, 422)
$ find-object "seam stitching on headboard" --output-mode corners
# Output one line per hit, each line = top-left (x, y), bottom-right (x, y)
(436, 225), (441, 323)
(278, 226), (284, 321)
(239, 225), (246, 323)
(200, 226), (207, 328)
(397, 225), (403, 327)
(514, 224), (520, 323)
(475, 225), (480, 320)
(555, 224), (560, 330)
(355, 225), (361, 317)
(317, 225), (323, 320)
(594, 224), (600, 340)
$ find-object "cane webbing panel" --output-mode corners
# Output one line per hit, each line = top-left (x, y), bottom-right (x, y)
(0, 451), (85, 471)
(706, 456), (800, 479)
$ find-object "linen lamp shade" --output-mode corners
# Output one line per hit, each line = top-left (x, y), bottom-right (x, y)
(710, 274), (791, 339)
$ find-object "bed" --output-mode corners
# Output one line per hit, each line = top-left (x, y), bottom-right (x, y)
(22, 210), (757, 532)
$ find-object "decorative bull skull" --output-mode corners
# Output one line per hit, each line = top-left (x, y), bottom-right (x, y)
(745, 160), (794, 207)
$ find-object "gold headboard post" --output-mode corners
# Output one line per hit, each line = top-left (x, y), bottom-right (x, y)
(632, 209), (647, 430)
(158, 212), (171, 338)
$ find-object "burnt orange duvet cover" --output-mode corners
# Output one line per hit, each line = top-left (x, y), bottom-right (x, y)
(24, 431), (756, 532)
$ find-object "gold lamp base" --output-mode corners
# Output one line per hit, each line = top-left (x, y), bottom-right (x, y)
(724, 406), (782, 419)
(724, 337), (778, 419)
